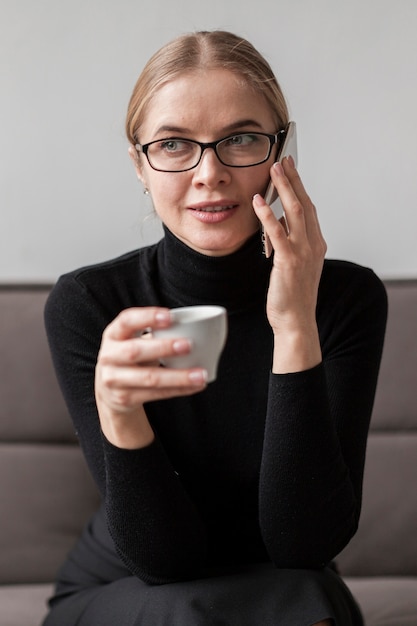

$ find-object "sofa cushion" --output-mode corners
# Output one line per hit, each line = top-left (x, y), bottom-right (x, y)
(370, 281), (417, 431)
(337, 280), (417, 577)
(0, 584), (53, 626)
(0, 287), (75, 442)
(338, 433), (417, 576)
(0, 443), (99, 584)
(0, 286), (100, 589)
(345, 577), (417, 626)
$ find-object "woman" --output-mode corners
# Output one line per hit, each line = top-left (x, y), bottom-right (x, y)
(43, 31), (387, 625)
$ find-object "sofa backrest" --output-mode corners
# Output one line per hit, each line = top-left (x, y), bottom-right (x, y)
(338, 280), (417, 576)
(0, 286), (99, 585)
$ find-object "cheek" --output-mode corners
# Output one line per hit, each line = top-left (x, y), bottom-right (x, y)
(245, 167), (271, 198)
(149, 177), (186, 222)
(149, 175), (187, 215)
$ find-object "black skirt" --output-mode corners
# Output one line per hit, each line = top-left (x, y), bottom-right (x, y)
(42, 504), (363, 626)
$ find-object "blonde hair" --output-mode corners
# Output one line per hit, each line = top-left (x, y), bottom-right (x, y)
(125, 31), (289, 146)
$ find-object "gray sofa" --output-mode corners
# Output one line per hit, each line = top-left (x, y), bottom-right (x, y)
(0, 280), (416, 626)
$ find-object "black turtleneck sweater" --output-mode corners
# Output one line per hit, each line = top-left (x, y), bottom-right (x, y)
(44, 227), (387, 585)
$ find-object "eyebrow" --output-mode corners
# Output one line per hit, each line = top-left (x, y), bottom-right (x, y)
(154, 119), (264, 137)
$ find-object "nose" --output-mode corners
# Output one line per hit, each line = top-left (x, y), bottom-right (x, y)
(192, 148), (231, 188)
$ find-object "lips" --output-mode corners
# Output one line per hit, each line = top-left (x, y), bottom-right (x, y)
(191, 204), (236, 213)
(189, 201), (238, 213)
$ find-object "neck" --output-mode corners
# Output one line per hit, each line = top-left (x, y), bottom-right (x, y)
(156, 226), (272, 312)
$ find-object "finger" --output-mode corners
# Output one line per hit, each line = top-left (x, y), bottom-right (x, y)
(252, 192), (289, 254)
(267, 161), (308, 242)
(281, 157), (312, 209)
(281, 157), (325, 246)
(279, 214), (289, 236)
(104, 307), (172, 341)
(308, 202), (327, 257)
(108, 381), (207, 407)
(98, 335), (193, 367)
(99, 364), (208, 397)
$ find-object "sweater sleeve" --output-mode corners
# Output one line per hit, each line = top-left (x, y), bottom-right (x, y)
(258, 266), (388, 568)
(44, 273), (207, 584)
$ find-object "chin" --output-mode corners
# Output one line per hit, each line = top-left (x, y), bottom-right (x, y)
(188, 232), (256, 257)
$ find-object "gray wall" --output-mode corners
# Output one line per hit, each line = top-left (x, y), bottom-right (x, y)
(1, 0), (417, 281)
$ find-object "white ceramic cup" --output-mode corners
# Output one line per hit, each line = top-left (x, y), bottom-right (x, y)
(153, 305), (228, 383)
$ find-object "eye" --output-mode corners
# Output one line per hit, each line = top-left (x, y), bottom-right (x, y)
(155, 139), (194, 155)
(160, 139), (182, 152)
(226, 133), (259, 147)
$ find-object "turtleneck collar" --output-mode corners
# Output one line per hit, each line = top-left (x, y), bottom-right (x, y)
(156, 226), (272, 313)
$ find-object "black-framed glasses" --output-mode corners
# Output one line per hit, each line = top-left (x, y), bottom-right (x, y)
(135, 130), (286, 173)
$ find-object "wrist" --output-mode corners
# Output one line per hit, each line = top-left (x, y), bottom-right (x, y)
(97, 400), (155, 450)
(272, 326), (322, 374)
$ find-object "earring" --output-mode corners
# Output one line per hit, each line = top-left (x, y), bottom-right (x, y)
(143, 187), (149, 195)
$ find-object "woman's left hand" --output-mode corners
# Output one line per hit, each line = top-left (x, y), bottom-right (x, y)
(252, 157), (327, 373)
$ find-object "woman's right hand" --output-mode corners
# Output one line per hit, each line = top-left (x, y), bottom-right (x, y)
(95, 307), (208, 449)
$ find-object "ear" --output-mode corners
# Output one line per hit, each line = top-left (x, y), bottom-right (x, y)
(128, 145), (148, 188)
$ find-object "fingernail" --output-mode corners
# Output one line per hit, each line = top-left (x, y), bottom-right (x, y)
(273, 162), (284, 175)
(288, 155), (296, 169)
(155, 310), (171, 324)
(173, 338), (192, 354)
(252, 193), (263, 207)
(188, 369), (208, 385)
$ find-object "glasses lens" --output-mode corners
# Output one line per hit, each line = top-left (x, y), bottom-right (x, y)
(217, 133), (271, 166)
(147, 139), (200, 171)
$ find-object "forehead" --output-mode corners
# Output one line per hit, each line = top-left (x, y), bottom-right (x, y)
(140, 68), (276, 139)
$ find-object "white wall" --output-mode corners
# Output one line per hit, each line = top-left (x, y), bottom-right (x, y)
(1, 0), (416, 281)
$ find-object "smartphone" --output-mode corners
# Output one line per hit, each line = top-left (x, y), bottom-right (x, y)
(262, 121), (298, 257)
